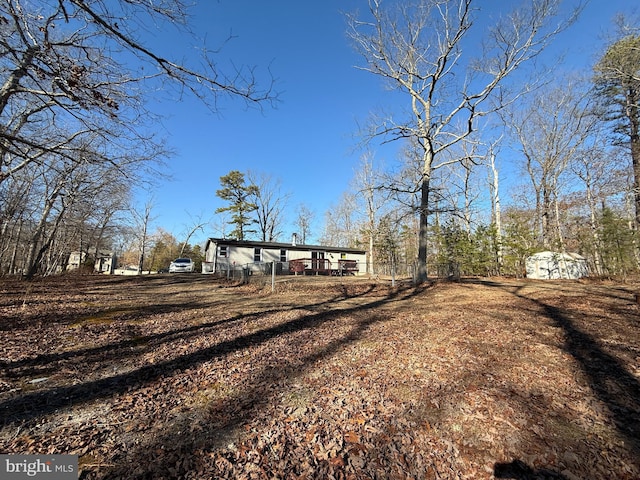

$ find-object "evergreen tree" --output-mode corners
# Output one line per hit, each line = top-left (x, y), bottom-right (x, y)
(373, 215), (400, 274)
(594, 32), (640, 234)
(215, 171), (258, 241)
(501, 209), (538, 277)
(599, 207), (637, 276)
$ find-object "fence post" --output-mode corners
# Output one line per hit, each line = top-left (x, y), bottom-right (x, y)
(272, 261), (275, 293)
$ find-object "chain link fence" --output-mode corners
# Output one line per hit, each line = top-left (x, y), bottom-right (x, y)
(202, 260), (368, 283)
(203, 260), (469, 285)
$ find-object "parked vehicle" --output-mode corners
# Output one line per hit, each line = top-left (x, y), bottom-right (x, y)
(169, 258), (195, 273)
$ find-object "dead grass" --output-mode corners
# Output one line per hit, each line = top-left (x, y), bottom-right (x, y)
(0, 274), (639, 479)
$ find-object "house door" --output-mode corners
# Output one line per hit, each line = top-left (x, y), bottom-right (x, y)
(311, 251), (324, 271)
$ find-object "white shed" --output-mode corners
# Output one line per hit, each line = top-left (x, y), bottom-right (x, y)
(525, 251), (589, 280)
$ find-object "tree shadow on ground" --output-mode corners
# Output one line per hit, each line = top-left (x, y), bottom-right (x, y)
(0, 297), (307, 378)
(475, 279), (640, 459)
(525, 292), (639, 457)
(494, 460), (568, 479)
(0, 281), (375, 395)
(0, 274), (219, 329)
(94, 284), (426, 479)
(0, 282), (423, 430)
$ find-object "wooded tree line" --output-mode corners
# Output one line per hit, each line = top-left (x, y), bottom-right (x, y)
(215, 2), (640, 280)
(321, 71), (639, 278)
(315, 4), (640, 279)
(328, 2), (636, 279)
(0, 0), (274, 277)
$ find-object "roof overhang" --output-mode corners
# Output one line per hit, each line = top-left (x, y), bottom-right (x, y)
(206, 238), (366, 255)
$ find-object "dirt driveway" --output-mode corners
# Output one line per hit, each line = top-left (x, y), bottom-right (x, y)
(0, 275), (639, 479)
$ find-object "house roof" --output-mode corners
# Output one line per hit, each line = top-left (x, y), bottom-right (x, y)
(205, 238), (366, 255)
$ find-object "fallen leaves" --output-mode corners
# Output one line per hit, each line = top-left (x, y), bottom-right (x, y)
(0, 276), (639, 479)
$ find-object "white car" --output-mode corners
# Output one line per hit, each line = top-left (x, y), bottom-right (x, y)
(169, 258), (195, 273)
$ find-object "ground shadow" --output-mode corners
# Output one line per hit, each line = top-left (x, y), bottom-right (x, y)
(475, 279), (640, 459)
(94, 285), (426, 478)
(0, 282), (372, 383)
(541, 301), (640, 455)
(0, 282), (423, 430)
(494, 460), (568, 479)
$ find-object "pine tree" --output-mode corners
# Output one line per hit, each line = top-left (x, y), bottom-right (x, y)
(594, 34), (640, 234)
(215, 171), (258, 241)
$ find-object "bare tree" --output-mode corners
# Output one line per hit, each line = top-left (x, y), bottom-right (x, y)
(487, 139), (504, 273)
(1, 1), (276, 274)
(211, 211), (231, 240)
(321, 192), (360, 248)
(0, 173), (33, 274)
(295, 204), (314, 245)
(49, 163), (129, 274)
(347, 0), (578, 282)
(179, 220), (206, 258)
(132, 198), (155, 275)
(21, 143), (120, 277)
(443, 139), (486, 235)
(353, 152), (387, 275)
(6, 132), (144, 278)
(501, 79), (597, 250)
(571, 133), (636, 274)
(0, 1), (276, 184)
(572, 146), (605, 275)
(247, 171), (290, 242)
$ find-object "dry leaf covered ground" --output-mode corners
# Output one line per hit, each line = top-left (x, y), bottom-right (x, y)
(0, 274), (639, 479)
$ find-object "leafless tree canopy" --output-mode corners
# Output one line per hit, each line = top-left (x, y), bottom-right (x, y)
(347, 0), (579, 282)
(500, 79), (598, 249)
(0, 0), (276, 276)
(0, 0), (276, 181)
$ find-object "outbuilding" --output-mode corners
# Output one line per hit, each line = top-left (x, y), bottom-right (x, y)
(525, 251), (589, 280)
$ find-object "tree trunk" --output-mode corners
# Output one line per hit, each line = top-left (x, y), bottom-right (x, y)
(369, 227), (375, 276)
(138, 210), (150, 275)
(489, 153), (503, 274)
(554, 195), (566, 252)
(25, 203), (66, 279)
(585, 174), (603, 275)
(8, 221), (22, 275)
(24, 189), (61, 278)
(0, 46), (37, 117)
(541, 186), (553, 249)
(624, 84), (640, 266)
(462, 159), (473, 236)
(629, 87), (640, 233)
(416, 173), (431, 283)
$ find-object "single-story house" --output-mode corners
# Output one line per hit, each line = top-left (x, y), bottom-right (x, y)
(525, 251), (589, 280)
(202, 237), (367, 276)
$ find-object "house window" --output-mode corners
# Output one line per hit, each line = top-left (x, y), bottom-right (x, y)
(254, 248), (262, 262)
(280, 249), (287, 262)
(219, 246), (228, 258)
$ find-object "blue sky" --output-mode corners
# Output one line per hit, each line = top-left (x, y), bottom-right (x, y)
(141, 0), (637, 247)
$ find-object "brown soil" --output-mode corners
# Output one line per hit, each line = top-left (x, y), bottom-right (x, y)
(0, 274), (639, 479)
